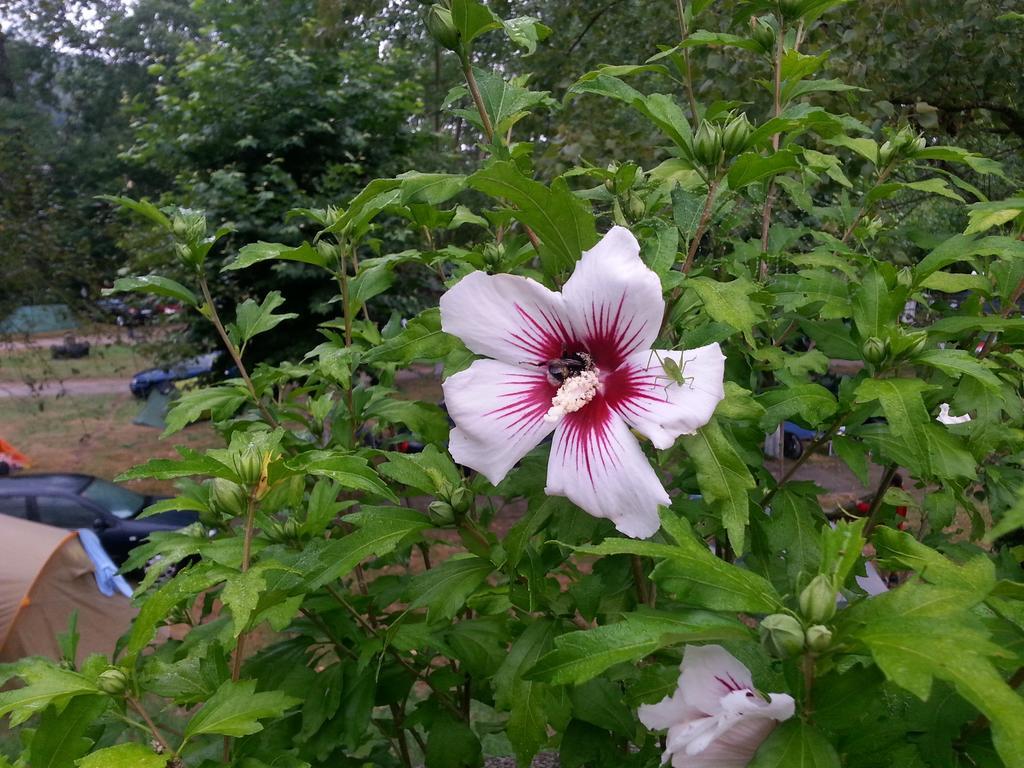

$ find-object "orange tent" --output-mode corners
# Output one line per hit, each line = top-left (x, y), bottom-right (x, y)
(0, 516), (135, 663)
(0, 439), (30, 473)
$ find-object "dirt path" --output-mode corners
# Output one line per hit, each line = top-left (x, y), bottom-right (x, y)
(0, 377), (130, 398)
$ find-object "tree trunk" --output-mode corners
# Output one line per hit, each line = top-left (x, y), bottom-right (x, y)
(0, 26), (15, 100)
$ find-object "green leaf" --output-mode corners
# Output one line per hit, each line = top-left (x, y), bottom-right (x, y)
(104, 276), (198, 308)
(964, 198), (1024, 235)
(116, 446), (239, 483)
(183, 679), (300, 740)
(0, 661), (99, 727)
(851, 267), (893, 341)
(456, 69), (553, 136)
(162, 385), (250, 435)
(680, 419), (756, 554)
(229, 291), (298, 349)
(98, 194), (171, 230)
(579, 518), (784, 613)
(494, 620), (567, 767)
(363, 307), (459, 364)
(639, 219), (679, 276)
(918, 270), (990, 294)
(284, 450), (398, 501)
(757, 384), (837, 430)
(567, 74), (692, 153)
(469, 162), (597, 276)
(801, 320), (860, 359)
(223, 241), (329, 271)
(686, 276), (764, 342)
(405, 556), (493, 620)
(75, 743), (168, 768)
(526, 610), (747, 685)
(914, 349), (1002, 390)
(450, 0), (500, 45)
(727, 149), (801, 190)
(221, 567), (269, 637)
(749, 720), (841, 767)
(855, 378), (976, 479)
(29, 694), (108, 768)
(364, 398), (450, 444)
(426, 715), (482, 768)
(126, 564), (232, 660)
(305, 507), (432, 589)
(873, 527), (995, 594)
(675, 29), (763, 51)
(819, 518), (866, 590)
(853, 618), (1024, 767)
(501, 16), (551, 55)
(825, 134), (878, 164)
(755, 485), (825, 591)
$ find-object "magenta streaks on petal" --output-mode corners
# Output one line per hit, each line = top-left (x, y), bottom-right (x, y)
(577, 292), (649, 370)
(483, 372), (555, 437)
(504, 302), (575, 361)
(556, 395), (619, 486)
(600, 364), (665, 417)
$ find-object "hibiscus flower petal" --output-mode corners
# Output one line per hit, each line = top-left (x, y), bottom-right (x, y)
(443, 359), (557, 485)
(679, 645), (756, 716)
(612, 343), (726, 449)
(638, 690), (698, 731)
(545, 402), (668, 538)
(561, 226), (665, 371)
(674, 717), (777, 768)
(440, 270), (574, 365)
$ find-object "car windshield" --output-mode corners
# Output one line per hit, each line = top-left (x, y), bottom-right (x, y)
(81, 478), (146, 520)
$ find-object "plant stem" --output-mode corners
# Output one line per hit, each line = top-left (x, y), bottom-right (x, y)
(631, 555), (651, 606)
(840, 166), (894, 244)
(334, 245), (358, 447)
(224, 490), (258, 762)
(389, 703), (414, 768)
(682, 177), (720, 273)
(460, 53), (542, 254)
(325, 586), (468, 721)
(758, 21), (786, 279)
(801, 652), (815, 718)
(197, 275), (279, 428)
(762, 414), (847, 507)
(127, 697), (170, 754)
(673, 0), (700, 127)
(863, 463), (899, 538)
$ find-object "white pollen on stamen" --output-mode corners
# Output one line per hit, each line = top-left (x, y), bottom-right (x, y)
(544, 369), (599, 423)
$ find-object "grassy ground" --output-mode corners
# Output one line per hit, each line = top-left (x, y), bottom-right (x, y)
(0, 343), (155, 383)
(0, 393), (219, 494)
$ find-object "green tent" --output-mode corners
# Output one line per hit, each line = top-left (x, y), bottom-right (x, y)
(0, 305), (77, 334)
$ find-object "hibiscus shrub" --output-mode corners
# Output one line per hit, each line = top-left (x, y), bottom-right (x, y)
(4, 1), (1024, 767)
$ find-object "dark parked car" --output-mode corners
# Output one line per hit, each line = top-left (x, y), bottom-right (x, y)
(0, 474), (198, 565)
(130, 351), (235, 398)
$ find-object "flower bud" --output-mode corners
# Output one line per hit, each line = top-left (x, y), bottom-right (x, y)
(777, 0), (805, 21)
(482, 242), (505, 267)
(628, 194), (646, 220)
(427, 500), (456, 526)
(805, 624), (833, 652)
(97, 668), (128, 695)
(722, 113), (753, 158)
(877, 140), (896, 168)
(897, 329), (928, 358)
(749, 16), (776, 53)
(426, 5), (460, 52)
(209, 478), (248, 518)
(861, 336), (888, 366)
(693, 120), (723, 169)
(798, 575), (837, 623)
(232, 448), (265, 487)
(448, 486), (474, 515)
(760, 613), (805, 659)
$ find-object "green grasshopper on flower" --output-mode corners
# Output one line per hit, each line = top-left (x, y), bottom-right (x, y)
(647, 350), (696, 400)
